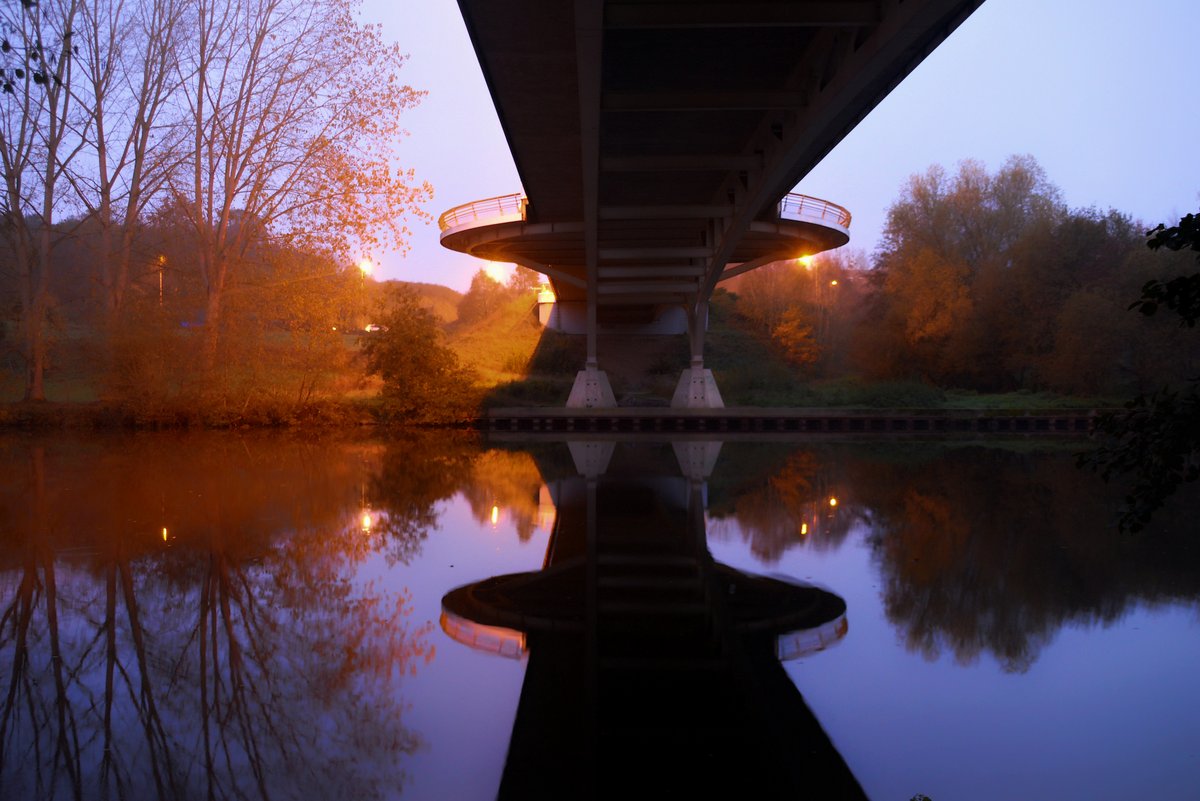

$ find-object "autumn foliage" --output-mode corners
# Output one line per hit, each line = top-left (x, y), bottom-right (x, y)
(718, 155), (1198, 399)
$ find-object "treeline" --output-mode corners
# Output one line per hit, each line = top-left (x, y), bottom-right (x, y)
(0, 0), (429, 403)
(731, 155), (1198, 397)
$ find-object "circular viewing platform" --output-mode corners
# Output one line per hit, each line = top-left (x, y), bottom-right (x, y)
(438, 191), (852, 305)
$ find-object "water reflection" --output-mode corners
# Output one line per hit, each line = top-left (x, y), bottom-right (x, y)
(849, 446), (1200, 672)
(442, 441), (865, 799)
(1, 433), (1197, 799)
(0, 434), (436, 801)
(708, 443), (1200, 672)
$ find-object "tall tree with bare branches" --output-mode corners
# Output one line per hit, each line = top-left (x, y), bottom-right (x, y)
(70, 0), (185, 316)
(0, 0), (83, 400)
(173, 0), (431, 369)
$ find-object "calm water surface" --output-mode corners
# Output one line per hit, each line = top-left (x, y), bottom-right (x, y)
(0, 432), (1197, 800)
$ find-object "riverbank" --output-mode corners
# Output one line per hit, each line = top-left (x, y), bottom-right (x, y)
(0, 399), (383, 430)
(0, 397), (1115, 433)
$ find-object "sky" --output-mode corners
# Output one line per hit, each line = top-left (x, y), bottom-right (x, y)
(359, 0), (1200, 292)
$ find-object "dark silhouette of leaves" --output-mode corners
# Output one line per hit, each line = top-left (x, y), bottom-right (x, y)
(1082, 211), (1200, 531)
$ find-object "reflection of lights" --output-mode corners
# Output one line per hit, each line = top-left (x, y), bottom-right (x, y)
(830, 279), (839, 286)
(490, 505), (500, 527)
(797, 255), (813, 269)
(161, 527), (169, 542)
(800, 522), (809, 536)
(828, 497), (838, 508)
(361, 510), (373, 533)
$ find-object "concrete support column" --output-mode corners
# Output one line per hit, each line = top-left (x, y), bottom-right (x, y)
(567, 291), (616, 408)
(672, 300), (724, 408)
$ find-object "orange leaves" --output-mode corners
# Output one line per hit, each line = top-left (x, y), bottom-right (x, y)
(885, 247), (974, 346)
(772, 307), (820, 367)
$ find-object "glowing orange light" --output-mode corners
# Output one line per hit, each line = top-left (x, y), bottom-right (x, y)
(490, 505), (500, 526)
(361, 512), (372, 532)
(358, 258), (373, 276)
(800, 522), (809, 536)
(829, 497), (838, 508)
(797, 255), (814, 270)
(830, 279), (839, 286)
(161, 527), (168, 542)
(483, 261), (510, 283)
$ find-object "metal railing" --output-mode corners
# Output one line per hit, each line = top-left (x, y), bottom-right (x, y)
(778, 193), (852, 229)
(438, 192), (527, 232)
(438, 190), (848, 232)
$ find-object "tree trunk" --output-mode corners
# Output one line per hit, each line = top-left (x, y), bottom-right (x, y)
(201, 257), (228, 371)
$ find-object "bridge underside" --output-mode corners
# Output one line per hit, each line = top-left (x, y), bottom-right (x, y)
(445, 0), (985, 407)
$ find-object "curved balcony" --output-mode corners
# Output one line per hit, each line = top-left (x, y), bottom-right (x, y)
(778, 193), (852, 233)
(438, 192), (527, 237)
(439, 189), (851, 295)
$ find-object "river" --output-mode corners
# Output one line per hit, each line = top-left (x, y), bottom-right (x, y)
(0, 431), (1197, 800)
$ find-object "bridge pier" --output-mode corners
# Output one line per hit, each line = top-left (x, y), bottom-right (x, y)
(672, 300), (724, 408)
(566, 365), (616, 408)
(566, 285), (617, 408)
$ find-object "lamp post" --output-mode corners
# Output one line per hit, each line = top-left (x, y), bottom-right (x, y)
(157, 254), (166, 306)
(357, 258), (373, 330)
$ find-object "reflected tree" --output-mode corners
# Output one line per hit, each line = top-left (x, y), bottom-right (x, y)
(0, 434), (437, 799)
(853, 447), (1200, 671)
(708, 448), (857, 563)
(708, 442), (1200, 672)
(459, 449), (545, 541)
(363, 431), (479, 564)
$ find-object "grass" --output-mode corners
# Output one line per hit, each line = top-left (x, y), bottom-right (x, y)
(940, 389), (1121, 410)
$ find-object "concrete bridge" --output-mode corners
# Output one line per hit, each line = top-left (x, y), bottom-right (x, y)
(440, 0), (985, 408)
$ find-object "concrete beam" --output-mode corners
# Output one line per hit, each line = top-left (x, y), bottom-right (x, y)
(600, 246), (711, 259)
(602, 90), (806, 112)
(600, 154), (761, 172)
(599, 204), (732, 219)
(598, 265), (704, 278)
(606, 2), (880, 29)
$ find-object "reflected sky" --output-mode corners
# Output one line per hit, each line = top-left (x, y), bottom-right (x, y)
(0, 433), (1197, 800)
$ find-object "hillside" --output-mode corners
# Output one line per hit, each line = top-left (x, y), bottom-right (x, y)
(377, 279), (462, 323)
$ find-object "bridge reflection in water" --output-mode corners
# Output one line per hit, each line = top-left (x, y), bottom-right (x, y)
(442, 441), (866, 799)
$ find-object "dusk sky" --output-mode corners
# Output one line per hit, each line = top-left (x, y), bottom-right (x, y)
(360, 0), (1200, 291)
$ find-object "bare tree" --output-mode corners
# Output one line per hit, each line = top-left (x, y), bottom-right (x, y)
(70, 0), (185, 316)
(173, 0), (431, 369)
(0, 0), (83, 400)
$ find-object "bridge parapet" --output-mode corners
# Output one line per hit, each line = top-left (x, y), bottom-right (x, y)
(440, 191), (850, 239)
(439, 192), (527, 236)
(779, 193), (852, 235)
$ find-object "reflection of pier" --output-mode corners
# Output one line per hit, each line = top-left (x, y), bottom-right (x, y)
(442, 441), (865, 798)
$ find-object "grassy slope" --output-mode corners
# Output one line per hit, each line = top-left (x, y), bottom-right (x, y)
(446, 294), (549, 385)
(385, 280), (462, 323)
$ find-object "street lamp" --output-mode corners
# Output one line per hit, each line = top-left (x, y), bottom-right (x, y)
(357, 258), (373, 330)
(157, 254), (166, 306)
